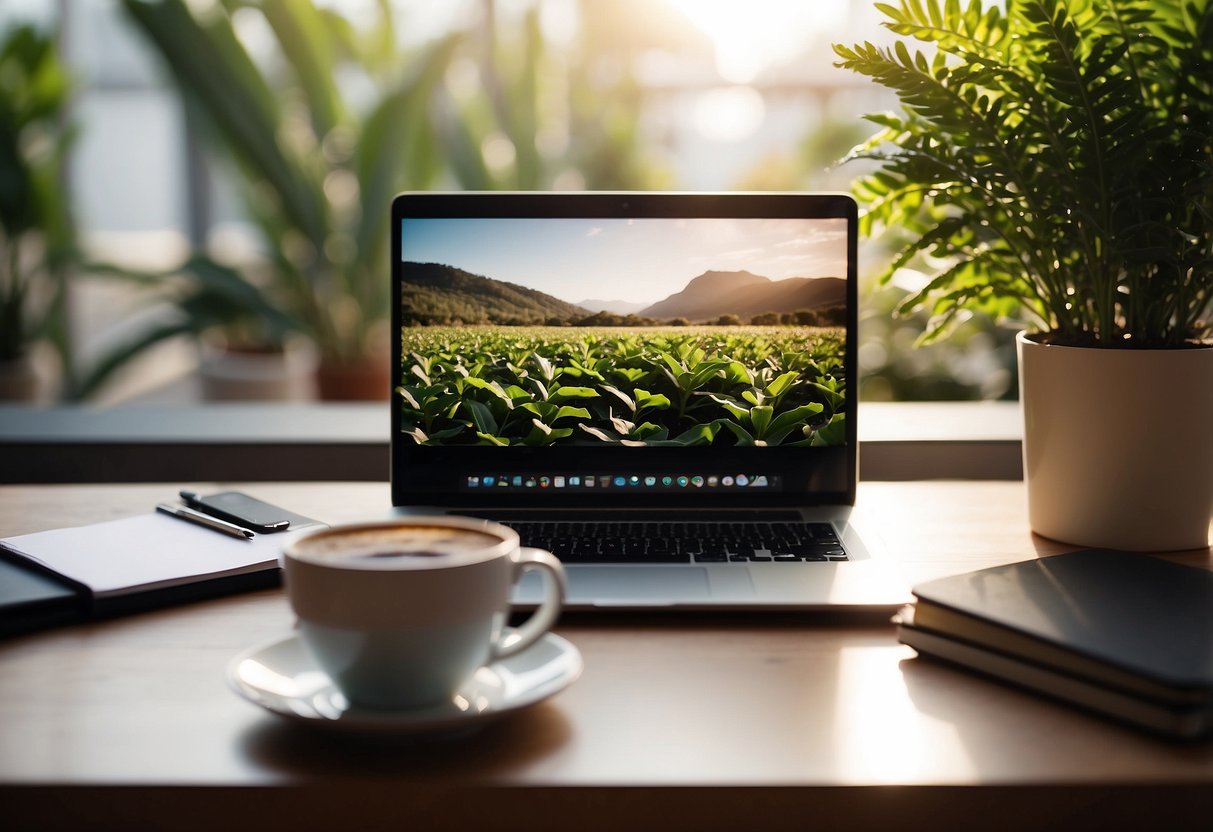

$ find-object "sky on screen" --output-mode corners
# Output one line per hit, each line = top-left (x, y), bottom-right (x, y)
(401, 218), (848, 305)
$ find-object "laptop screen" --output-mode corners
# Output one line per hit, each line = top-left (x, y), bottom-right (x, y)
(391, 193), (856, 508)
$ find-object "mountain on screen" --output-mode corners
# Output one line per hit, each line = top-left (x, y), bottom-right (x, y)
(402, 262), (589, 325)
(638, 270), (845, 322)
(402, 263), (845, 326)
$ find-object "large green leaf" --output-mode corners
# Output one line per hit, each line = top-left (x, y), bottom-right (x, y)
(80, 254), (300, 384)
(549, 385), (600, 402)
(123, 0), (328, 246)
(465, 399), (498, 435)
(354, 33), (462, 286)
(261, 0), (345, 140)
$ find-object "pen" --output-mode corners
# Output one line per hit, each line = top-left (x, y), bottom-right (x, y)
(156, 503), (255, 540)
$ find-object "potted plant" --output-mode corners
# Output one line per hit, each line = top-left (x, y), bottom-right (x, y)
(835, 0), (1213, 550)
(0, 24), (76, 401)
(73, 254), (305, 401)
(121, 0), (458, 399)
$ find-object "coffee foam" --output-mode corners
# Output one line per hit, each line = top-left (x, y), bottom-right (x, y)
(290, 524), (505, 569)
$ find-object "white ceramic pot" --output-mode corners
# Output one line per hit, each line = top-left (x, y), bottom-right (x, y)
(1017, 332), (1213, 551)
(198, 338), (316, 401)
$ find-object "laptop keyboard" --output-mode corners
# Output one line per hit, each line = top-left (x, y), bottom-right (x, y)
(500, 520), (848, 564)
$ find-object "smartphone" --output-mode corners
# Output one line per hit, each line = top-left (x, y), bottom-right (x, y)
(178, 490), (291, 533)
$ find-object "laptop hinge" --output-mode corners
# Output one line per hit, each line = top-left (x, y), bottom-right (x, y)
(462, 509), (803, 521)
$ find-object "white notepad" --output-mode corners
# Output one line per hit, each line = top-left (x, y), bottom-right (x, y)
(1, 513), (324, 599)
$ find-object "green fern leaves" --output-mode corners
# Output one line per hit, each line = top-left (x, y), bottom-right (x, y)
(835, 0), (1213, 347)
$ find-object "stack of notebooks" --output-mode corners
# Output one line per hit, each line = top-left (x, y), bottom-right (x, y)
(896, 548), (1213, 740)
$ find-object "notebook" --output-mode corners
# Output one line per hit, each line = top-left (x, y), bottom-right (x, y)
(0, 504), (324, 635)
(389, 192), (910, 611)
(896, 549), (1213, 738)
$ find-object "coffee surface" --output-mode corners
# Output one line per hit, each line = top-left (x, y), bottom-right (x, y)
(291, 524), (504, 568)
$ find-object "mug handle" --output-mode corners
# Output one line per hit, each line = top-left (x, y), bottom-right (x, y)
(490, 547), (567, 661)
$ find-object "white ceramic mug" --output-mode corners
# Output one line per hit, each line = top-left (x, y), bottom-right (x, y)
(283, 517), (566, 710)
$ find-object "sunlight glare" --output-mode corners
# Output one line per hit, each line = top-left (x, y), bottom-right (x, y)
(666, 0), (841, 83)
(694, 86), (766, 143)
(834, 646), (974, 782)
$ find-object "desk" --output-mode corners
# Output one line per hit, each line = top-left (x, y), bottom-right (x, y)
(1, 482), (1210, 831)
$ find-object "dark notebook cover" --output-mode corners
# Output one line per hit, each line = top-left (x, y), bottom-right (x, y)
(0, 555), (86, 637)
(0, 503), (324, 637)
(910, 549), (1213, 695)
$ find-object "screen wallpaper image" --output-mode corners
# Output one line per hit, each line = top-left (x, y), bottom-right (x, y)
(399, 217), (847, 449)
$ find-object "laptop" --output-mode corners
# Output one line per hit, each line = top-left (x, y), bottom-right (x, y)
(389, 192), (910, 611)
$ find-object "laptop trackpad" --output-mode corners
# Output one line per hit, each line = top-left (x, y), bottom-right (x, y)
(515, 566), (710, 605)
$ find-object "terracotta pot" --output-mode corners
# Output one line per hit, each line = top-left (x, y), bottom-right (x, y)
(1017, 331), (1213, 551)
(315, 355), (390, 401)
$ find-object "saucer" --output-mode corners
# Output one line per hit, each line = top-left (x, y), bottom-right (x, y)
(226, 631), (582, 736)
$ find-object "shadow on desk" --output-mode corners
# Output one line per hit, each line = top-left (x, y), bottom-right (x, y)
(238, 700), (573, 776)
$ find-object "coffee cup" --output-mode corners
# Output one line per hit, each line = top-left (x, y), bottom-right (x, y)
(282, 516), (566, 710)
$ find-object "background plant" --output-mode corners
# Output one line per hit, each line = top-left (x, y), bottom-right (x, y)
(834, 0), (1213, 348)
(93, 0), (668, 402)
(72, 255), (298, 399)
(121, 0), (459, 366)
(433, 1), (671, 191)
(0, 24), (75, 376)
